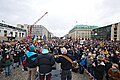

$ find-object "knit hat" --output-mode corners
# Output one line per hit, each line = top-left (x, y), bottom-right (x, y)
(112, 63), (119, 69)
(29, 45), (35, 51)
(42, 49), (49, 54)
(42, 44), (48, 49)
(116, 50), (119, 54)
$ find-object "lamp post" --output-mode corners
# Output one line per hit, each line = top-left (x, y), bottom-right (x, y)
(94, 33), (97, 40)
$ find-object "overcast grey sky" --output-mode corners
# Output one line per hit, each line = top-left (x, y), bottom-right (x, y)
(0, 0), (120, 37)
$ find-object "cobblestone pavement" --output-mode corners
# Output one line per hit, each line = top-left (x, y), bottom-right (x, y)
(0, 66), (90, 80)
(0, 67), (27, 80)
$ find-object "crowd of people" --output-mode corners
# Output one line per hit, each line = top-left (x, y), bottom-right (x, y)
(0, 39), (120, 80)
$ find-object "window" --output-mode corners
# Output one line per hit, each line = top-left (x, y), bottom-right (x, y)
(114, 38), (117, 41)
(114, 25), (117, 30)
(10, 32), (13, 37)
(76, 31), (78, 34)
(22, 33), (24, 37)
(114, 35), (117, 37)
(82, 33), (84, 36)
(4, 30), (7, 37)
(114, 32), (117, 34)
(27, 26), (29, 29)
(21, 25), (24, 28)
(15, 32), (17, 37)
(19, 33), (21, 37)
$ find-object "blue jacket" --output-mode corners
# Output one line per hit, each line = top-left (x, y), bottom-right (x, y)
(80, 58), (86, 66)
(35, 53), (55, 74)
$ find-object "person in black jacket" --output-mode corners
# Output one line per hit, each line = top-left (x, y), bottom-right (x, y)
(25, 45), (38, 80)
(55, 47), (75, 80)
(2, 50), (12, 76)
(36, 48), (55, 80)
(92, 59), (105, 80)
(105, 58), (112, 80)
(13, 50), (20, 69)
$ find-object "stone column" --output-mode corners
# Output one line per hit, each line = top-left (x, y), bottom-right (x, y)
(117, 23), (120, 41)
(111, 24), (115, 41)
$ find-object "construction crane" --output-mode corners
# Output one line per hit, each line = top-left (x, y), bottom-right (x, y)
(30, 12), (48, 37)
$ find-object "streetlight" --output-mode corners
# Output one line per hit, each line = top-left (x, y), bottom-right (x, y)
(94, 33), (98, 40)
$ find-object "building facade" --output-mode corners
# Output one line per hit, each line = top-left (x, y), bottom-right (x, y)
(92, 26), (111, 40)
(64, 34), (69, 39)
(17, 24), (50, 39)
(0, 23), (26, 41)
(111, 23), (120, 41)
(92, 22), (120, 41)
(69, 25), (98, 40)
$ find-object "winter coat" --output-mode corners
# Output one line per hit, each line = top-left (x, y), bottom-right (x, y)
(55, 53), (75, 70)
(20, 50), (25, 57)
(105, 61), (112, 73)
(110, 56), (119, 64)
(80, 58), (86, 66)
(25, 51), (38, 68)
(13, 53), (19, 63)
(0, 55), (3, 68)
(93, 62), (105, 80)
(2, 55), (12, 67)
(36, 53), (55, 74)
(74, 51), (80, 60)
(86, 57), (93, 67)
(108, 68), (120, 80)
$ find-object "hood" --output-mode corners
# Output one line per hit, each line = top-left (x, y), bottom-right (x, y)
(29, 45), (35, 51)
(42, 49), (49, 54)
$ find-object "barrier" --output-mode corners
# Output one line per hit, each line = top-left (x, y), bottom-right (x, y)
(80, 64), (96, 80)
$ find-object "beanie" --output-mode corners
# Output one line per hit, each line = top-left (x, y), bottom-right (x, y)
(29, 45), (35, 52)
(42, 49), (49, 54)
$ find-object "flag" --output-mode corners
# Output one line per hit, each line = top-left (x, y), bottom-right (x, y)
(34, 38), (37, 44)
(24, 37), (29, 43)
(32, 35), (37, 44)
(105, 50), (108, 54)
(42, 35), (46, 40)
(99, 41), (104, 46)
(32, 35), (36, 42)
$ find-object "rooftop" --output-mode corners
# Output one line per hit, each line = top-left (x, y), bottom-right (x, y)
(74, 25), (98, 29)
(69, 25), (98, 33)
(0, 23), (26, 32)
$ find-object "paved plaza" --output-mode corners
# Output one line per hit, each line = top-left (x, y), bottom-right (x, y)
(0, 66), (89, 80)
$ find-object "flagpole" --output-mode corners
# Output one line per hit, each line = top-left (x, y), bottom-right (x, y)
(1, 20), (5, 23)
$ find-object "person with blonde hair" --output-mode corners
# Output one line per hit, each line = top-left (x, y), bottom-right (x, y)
(108, 63), (120, 80)
(55, 47), (75, 80)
